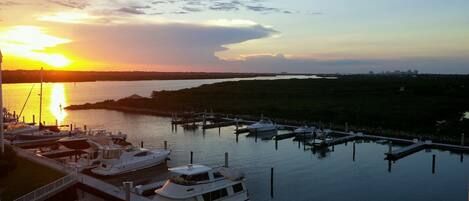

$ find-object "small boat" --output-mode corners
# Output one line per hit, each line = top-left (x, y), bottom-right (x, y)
(91, 146), (170, 176)
(153, 164), (249, 201)
(247, 118), (277, 133)
(294, 125), (314, 135)
(16, 129), (75, 140)
(4, 123), (39, 138)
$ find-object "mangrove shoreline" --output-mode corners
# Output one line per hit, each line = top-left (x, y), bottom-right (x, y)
(66, 75), (469, 144)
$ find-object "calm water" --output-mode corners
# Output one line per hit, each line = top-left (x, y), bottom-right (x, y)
(2, 75), (312, 125)
(4, 76), (469, 201)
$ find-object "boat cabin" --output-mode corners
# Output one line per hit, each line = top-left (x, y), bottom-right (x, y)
(156, 164), (248, 201)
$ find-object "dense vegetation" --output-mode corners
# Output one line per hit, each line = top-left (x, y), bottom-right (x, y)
(67, 75), (469, 139)
(2, 70), (272, 83)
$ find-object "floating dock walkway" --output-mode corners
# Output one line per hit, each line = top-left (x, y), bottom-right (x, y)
(385, 142), (427, 160)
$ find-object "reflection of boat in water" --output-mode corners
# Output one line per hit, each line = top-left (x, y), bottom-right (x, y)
(152, 164), (249, 201)
(247, 118), (277, 133)
(90, 145), (170, 176)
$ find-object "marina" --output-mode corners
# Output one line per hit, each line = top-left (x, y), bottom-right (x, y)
(2, 77), (469, 201)
(4, 109), (469, 201)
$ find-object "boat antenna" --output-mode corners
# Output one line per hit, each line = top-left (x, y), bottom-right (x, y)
(39, 67), (43, 128)
(0, 49), (4, 154)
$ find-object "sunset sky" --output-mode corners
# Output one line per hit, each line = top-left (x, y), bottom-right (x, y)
(0, 0), (468, 73)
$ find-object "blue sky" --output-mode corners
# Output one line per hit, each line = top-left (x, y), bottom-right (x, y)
(0, 0), (468, 73)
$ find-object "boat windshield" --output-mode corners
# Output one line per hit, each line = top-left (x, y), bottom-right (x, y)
(102, 149), (122, 159)
(170, 172), (210, 186)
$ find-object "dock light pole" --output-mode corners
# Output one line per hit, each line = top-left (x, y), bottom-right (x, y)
(0, 49), (4, 154)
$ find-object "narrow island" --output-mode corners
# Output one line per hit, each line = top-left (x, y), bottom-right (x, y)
(2, 70), (275, 83)
(66, 75), (469, 143)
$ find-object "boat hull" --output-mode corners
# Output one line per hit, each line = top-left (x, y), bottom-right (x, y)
(91, 149), (170, 176)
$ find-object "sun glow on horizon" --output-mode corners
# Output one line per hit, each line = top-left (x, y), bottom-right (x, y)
(0, 26), (72, 67)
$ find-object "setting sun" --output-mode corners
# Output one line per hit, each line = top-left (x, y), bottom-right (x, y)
(0, 26), (71, 67)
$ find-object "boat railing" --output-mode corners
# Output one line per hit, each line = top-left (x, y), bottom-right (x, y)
(13, 174), (77, 201)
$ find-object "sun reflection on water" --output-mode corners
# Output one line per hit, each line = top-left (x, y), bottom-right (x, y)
(49, 83), (67, 125)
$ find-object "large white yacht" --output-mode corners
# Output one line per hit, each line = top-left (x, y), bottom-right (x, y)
(247, 118), (277, 133)
(90, 146), (170, 176)
(153, 164), (249, 201)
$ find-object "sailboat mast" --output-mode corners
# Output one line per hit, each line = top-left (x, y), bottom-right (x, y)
(39, 67), (43, 127)
(0, 49), (4, 154)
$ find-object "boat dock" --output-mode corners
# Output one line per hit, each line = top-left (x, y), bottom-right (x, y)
(307, 135), (360, 147)
(385, 141), (427, 160)
(274, 133), (296, 141)
(170, 112), (469, 162)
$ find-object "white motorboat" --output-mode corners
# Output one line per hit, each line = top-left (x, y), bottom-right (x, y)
(153, 164), (249, 201)
(91, 146), (170, 176)
(294, 125), (314, 135)
(247, 118), (277, 133)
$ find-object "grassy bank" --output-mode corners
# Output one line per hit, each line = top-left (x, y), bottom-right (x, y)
(0, 157), (64, 201)
(67, 75), (469, 140)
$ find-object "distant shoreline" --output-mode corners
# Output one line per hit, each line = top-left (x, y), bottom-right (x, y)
(1, 70), (283, 84)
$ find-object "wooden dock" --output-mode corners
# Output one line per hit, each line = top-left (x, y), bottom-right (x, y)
(235, 128), (250, 134)
(306, 135), (359, 147)
(274, 133), (296, 141)
(202, 121), (238, 129)
(385, 142), (427, 160)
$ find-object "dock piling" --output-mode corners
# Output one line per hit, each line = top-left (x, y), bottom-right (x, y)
(22, 116), (25, 123)
(224, 152), (229, 167)
(236, 134), (239, 143)
(84, 125), (87, 131)
(164, 141), (168, 150)
(275, 139), (278, 150)
(460, 154), (464, 163)
(353, 142), (356, 161)
(388, 141), (393, 154)
(270, 167), (274, 198)
(387, 160), (392, 172)
(32, 114), (35, 125)
(255, 129), (258, 143)
(432, 154), (436, 174)
(190, 151), (193, 164)
(140, 141), (143, 148)
(55, 119), (58, 126)
(123, 181), (133, 201)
